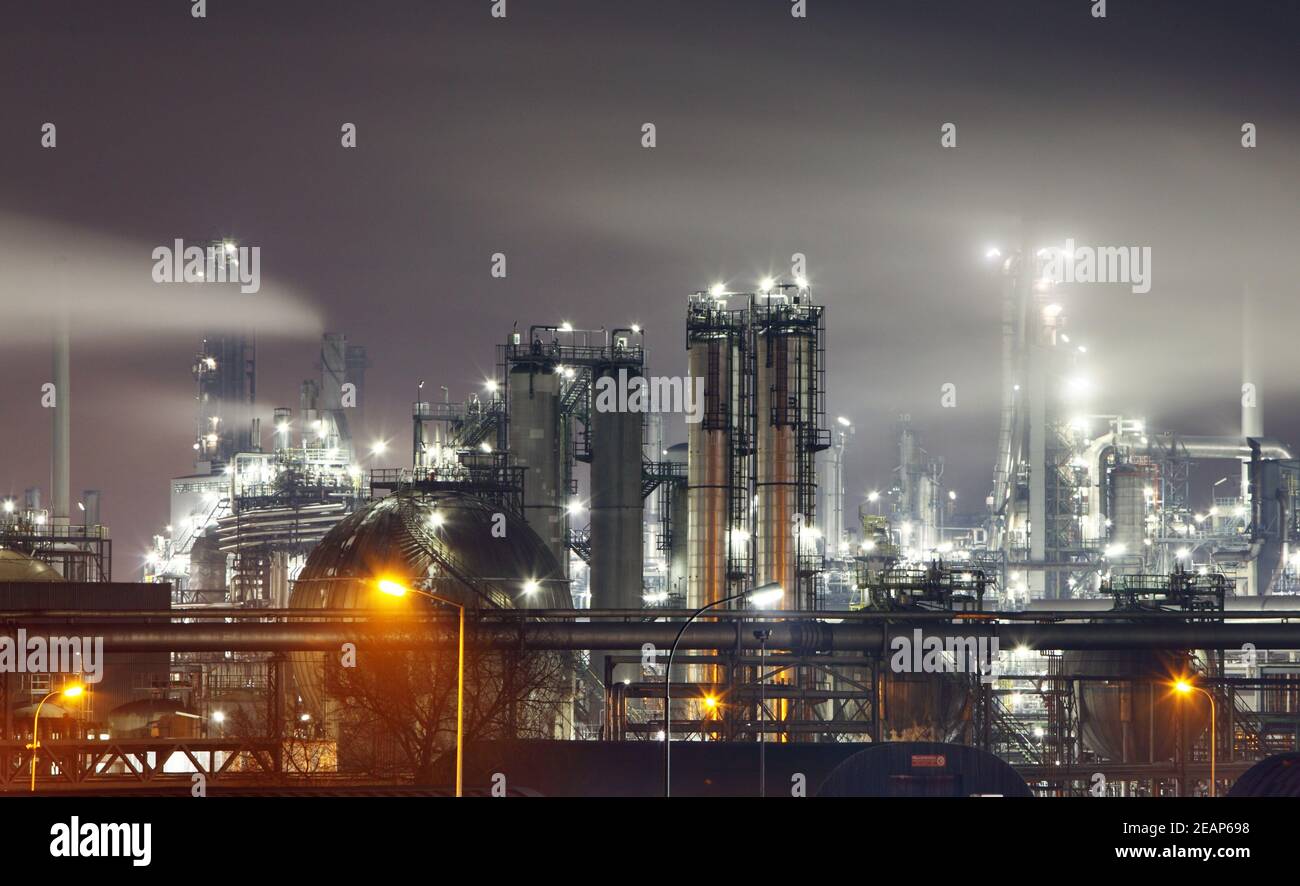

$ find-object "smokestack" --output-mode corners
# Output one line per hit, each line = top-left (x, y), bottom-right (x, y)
(1241, 289), (1261, 505)
(52, 317), (70, 523)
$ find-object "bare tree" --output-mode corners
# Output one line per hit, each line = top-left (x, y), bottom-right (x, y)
(323, 633), (574, 783)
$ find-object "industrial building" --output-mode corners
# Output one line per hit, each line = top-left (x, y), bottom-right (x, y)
(4, 256), (1300, 797)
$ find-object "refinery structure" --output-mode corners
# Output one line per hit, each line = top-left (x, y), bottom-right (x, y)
(4, 243), (1300, 797)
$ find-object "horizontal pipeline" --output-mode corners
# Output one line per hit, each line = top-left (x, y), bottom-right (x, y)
(7, 620), (1300, 653)
(6, 608), (1300, 621)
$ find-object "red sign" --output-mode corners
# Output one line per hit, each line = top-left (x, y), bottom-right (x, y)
(911, 754), (947, 768)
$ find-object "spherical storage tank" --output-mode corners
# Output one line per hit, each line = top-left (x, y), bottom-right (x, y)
(880, 673), (971, 742)
(1064, 648), (1207, 762)
(289, 492), (571, 716)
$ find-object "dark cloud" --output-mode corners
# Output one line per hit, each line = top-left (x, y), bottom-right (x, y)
(1, 0), (1296, 567)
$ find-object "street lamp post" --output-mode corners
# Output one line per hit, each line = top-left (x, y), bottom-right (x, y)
(377, 578), (465, 798)
(1174, 679), (1217, 797)
(664, 582), (782, 798)
(29, 683), (85, 792)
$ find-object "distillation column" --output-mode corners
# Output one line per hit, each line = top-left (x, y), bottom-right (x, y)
(590, 363), (645, 610)
(686, 300), (747, 612)
(508, 362), (568, 577)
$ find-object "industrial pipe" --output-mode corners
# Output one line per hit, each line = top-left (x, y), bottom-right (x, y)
(13, 620), (1300, 653)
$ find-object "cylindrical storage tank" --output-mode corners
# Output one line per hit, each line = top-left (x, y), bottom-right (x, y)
(686, 331), (742, 611)
(1064, 648), (1207, 762)
(589, 365), (644, 610)
(508, 363), (568, 576)
(754, 324), (814, 609)
(817, 741), (1033, 797)
(1228, 753), (1300, 797)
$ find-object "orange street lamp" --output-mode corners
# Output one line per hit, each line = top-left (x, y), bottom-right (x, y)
(1173, 678), (1217, 797)
(376, 577), (465, 798)
(29, 683), (85, 792)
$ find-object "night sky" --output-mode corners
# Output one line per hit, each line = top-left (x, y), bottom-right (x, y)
(1, 0), (1297, 573)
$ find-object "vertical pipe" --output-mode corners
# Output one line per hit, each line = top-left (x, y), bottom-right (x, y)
(52, 317), (71, 524)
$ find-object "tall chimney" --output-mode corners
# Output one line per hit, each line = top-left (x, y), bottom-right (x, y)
(52, 317), (71, 524)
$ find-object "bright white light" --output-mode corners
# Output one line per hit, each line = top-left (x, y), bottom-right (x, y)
(567, 499), (585, 516)
(211, 711), (226, 723)
(347, 465), (362, 480)
(1060, 333), (1071, 343)
(223, 241), (236, 254)
(861, 540), (876, 552)
(1176, 547), (1191, 559)
(485, 380), (498, 393)
(867, 491), (880, 502)
(948, 490), (957, 501)
(710, 282), (726, 298)
(795, 276), (809, 289)
(559, 322), (573, 332)
(480, 441), (492, 453)
(1064, 376), (1092, 399)
(759, 277), (774, 292)
(429, 511), (445, 528)
(1104, 543), (1127, 558)
(224, 465), (235, 476)
(985, 247), (1002, 260)
(837, 416), (851, 427)
(370, 440), (387, 456)
(1077, 345), (1087, 354)
(1043, 303), (1063, 319)
(523, 579), (540, 595)
(631, 324), (641, 334)
(748, 583), (784, 608)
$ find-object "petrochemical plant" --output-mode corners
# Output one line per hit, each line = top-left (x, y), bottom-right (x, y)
(3, 243), (1300, 797)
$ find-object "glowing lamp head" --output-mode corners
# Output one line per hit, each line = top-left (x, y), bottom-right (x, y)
(61, 684), (85, 699)
(523, 579), (540, 595)
(376, 578), (410, 598)
(1173, 680), (1193, 695)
